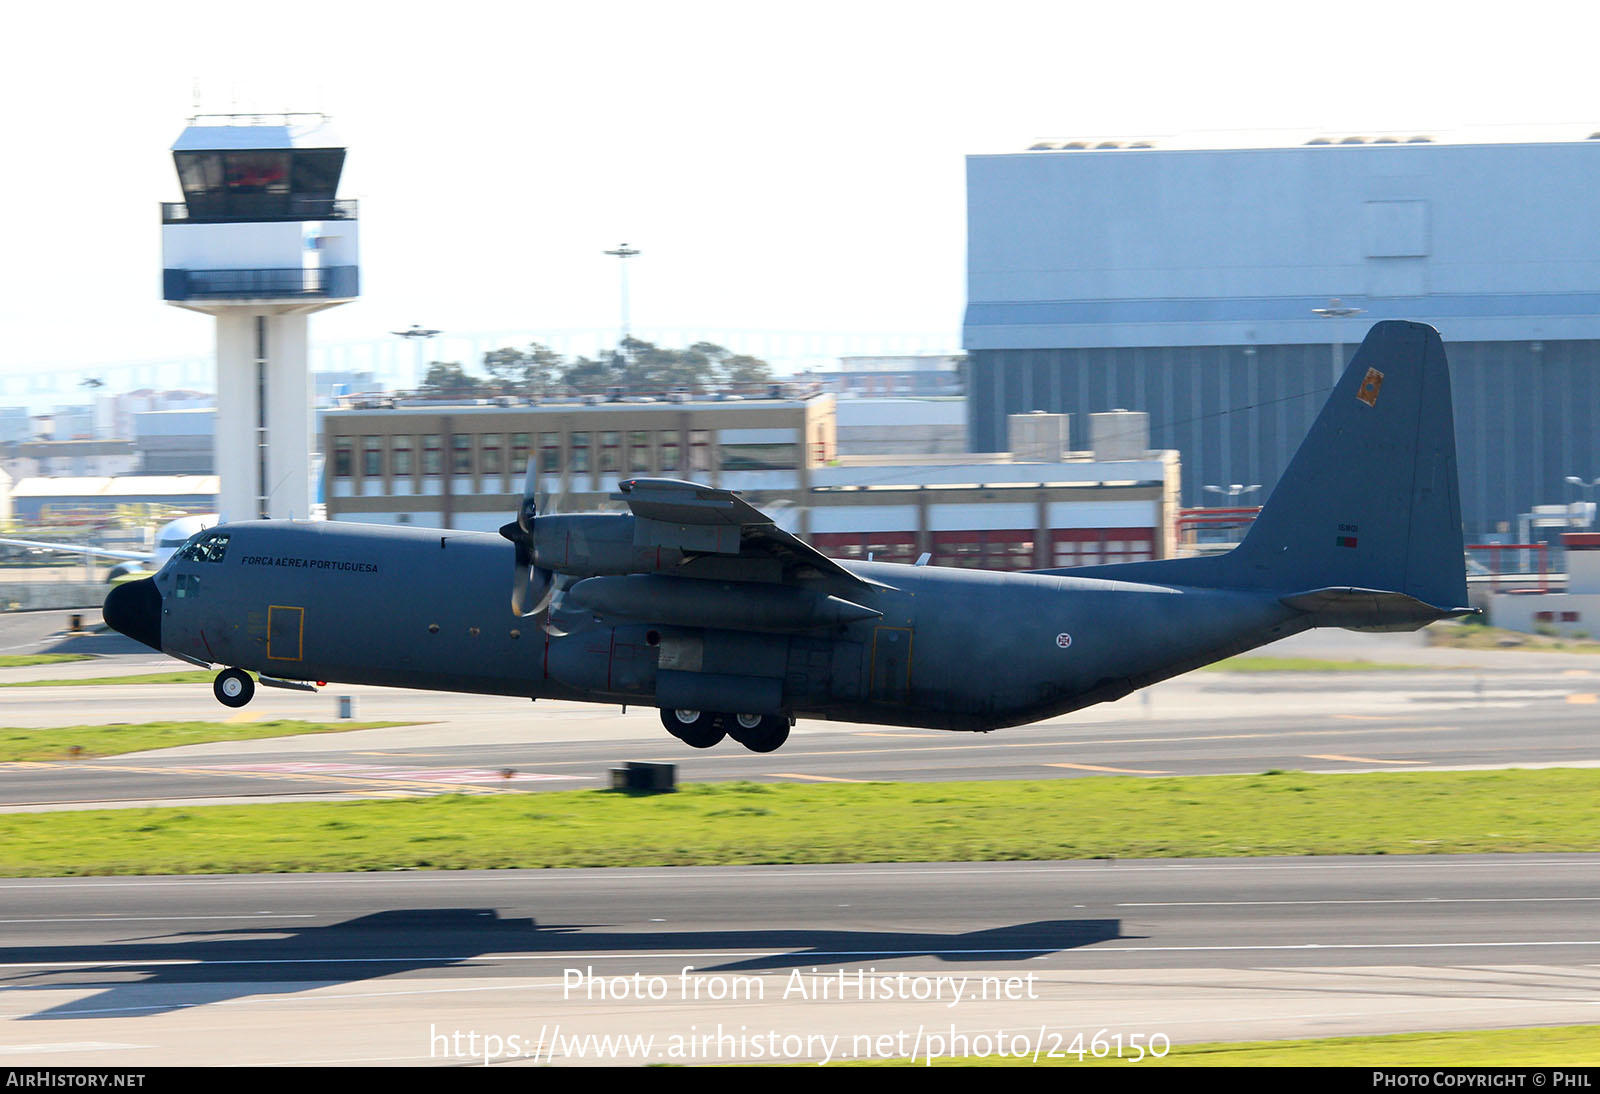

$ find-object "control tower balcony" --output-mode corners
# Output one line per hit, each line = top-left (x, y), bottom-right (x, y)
(162, 198), (358, 224)
(162, 265), (359, 302)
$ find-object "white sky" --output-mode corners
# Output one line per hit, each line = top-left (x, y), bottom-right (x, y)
(0, 0), (1594, 390)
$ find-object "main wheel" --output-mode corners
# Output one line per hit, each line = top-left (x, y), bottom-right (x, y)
(660, 707), (725, 749)
(726, 713), (790, 753)
(213, 668), (255, 708)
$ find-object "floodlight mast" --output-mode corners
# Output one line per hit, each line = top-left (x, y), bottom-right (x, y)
(604, 243), (640, 348)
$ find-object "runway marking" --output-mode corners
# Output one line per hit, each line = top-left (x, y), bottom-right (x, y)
(1304, 754), (1427, 766)
(211, 762), (579, 784)
(1045, 762), (1171, 774)
(1334, 714), (1394, 721)
(0, 857), (1594, 894)
(223, 711), (258, 724)
(1566, 693), (1597, 705)
(1119, 897), (1600, 908)
(766, 773), (867, 783)
(0, 1044), (147, 1055)
(658, 724), (1474, 766)
(1562, 669), (1594, 677)
(0, 914), (315, 923)
(10, 761), (535, 797)
(10, 939), (1600, 973)
(0, 722), (1481, 787)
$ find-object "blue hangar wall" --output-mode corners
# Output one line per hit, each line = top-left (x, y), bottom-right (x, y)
(963, 136), (1600, 537)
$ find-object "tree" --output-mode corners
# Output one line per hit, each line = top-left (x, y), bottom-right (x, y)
(720, 352), (772, 385)
(560, 354), (621, 394)
(686, 341), (773, 386)
(482, 343), (563, 397)
(418, 361), (491, 399)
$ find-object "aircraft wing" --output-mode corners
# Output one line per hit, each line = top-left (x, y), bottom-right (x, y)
(0, 537), (150, 564)
(612, 478), (891, 589)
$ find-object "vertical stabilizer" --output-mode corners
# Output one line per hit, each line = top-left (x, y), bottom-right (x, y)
(1214, 320), (1467, 609)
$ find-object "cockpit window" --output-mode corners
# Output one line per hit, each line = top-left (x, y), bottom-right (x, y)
(178, 531), (230, 564)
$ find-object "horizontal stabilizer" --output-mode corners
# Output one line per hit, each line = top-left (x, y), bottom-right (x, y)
(1279, 587), (1477, 633)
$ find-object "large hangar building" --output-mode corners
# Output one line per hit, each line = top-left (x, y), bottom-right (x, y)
(964, 130), (1600, 537)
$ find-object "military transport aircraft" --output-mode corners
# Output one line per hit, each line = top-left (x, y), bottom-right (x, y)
(2, 514), (216, 581)
(104, 321), (1471, 753)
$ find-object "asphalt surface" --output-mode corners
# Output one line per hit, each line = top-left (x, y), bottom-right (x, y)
(0, 611), (1596, 810)
(2, 610), (1598, 1065)
(2, 856), (1596, 1065)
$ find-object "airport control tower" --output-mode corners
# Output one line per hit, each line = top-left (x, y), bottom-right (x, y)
(162, 113), (359, 520)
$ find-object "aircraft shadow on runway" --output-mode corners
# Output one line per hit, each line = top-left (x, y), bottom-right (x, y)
(6, 908), (1128, 1019)
(41, 631), (143, 657)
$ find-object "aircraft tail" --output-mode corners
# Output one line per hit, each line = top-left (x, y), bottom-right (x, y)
(1048, 321), (1472, 627)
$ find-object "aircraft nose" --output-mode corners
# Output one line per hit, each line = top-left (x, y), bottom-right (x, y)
(103, 577), (162, 653)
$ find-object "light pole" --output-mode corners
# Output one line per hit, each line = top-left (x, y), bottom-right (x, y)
(1204, 483), (1261, 502)
(1565, 475), (1600, 528)
(391, 323), (441, 387)
(1312, 298), (1365, 387)
(603, 243), (640, 349)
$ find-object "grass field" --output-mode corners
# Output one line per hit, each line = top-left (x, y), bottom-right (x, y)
(1200, 656), (1434, 671)
(0, 653), (97, 669)
(878, 1024), (1600, 1066)
(1428, 621), (1600, 653)
(0, 768), (1595, 876)
(0, 669), (219, 688)
(0, 719), (413, 761)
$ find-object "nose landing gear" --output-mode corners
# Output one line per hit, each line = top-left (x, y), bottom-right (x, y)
(213, 668), (255, 708)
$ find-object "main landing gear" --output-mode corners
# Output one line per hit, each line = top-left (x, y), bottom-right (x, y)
(659, 708), (791, 753)
(213, 667), (255, 708)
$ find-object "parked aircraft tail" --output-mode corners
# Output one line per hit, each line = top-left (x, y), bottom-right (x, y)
(1044, 320), (1472, 629)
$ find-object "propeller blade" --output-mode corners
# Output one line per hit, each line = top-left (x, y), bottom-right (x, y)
(526, 573), (557, 618)
(542, 575), (570, 637)
(509, 457), (564, 623)
(511, 542), (532, 616)
(517, 458), (541, 534)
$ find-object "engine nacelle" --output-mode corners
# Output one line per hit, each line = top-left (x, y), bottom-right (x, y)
(531, 513), (687, 576)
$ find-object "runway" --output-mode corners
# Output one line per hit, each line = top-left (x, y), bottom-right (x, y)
(1, 630), (1597, 809)
(1, 855), (1596, 1065)
(2, 613), (1598, 1064)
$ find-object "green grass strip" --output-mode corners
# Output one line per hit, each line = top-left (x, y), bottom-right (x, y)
(0, 720), (413, 762)
(0, 670), (218, 687)
(0, 654), (96, 669)
(851, 1024), (1600, 1066)
(1, 769), (1596, 876)
(1429, 622), (1600, 653)
(1201, 656), (1433, 672)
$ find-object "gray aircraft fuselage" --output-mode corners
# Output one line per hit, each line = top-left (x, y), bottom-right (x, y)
(104, 321), (1471, 743)
(129, 518), (1304, 733)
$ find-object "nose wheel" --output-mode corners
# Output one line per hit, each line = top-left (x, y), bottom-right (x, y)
(213, 668), (255, 708)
